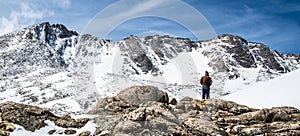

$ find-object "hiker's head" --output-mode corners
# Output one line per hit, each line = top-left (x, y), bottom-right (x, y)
(205, 71), (209, 76)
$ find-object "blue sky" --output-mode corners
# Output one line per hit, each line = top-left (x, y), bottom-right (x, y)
(0, 0), (299, 54)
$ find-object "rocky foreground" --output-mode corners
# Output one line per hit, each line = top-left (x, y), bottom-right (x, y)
(0, 101), (91, 136)
(1, 86), (300, 136)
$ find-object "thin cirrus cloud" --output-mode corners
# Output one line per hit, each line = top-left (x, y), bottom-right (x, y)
(82, 0), (167, 36)
(106, 17), (199, 41)
(195, 0), (300, 53)
(84, 0), (216, 41)
(52, 0), (71, 9)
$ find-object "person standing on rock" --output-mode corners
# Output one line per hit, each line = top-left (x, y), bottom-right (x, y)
(200, 71), (212, 99)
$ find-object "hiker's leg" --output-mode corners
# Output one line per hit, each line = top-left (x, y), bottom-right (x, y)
(202, 88), (205, 99)
(207, 87), (210, 99)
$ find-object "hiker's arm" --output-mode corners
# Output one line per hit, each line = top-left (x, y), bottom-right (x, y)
(200, 77), (203, 85)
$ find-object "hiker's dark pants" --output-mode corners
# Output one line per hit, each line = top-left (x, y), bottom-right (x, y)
(202, 86), (210, 99)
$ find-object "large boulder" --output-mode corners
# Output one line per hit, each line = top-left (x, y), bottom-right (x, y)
(88, 86), (172, 135)
(117, 86), (169, 106)
(89, 86), (168, 114)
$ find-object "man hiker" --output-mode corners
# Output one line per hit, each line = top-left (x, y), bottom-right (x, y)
(200, 71), (212, 99)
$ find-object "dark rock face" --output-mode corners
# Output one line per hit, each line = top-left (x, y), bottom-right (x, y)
(120, 36), (155, 74)
(120, 35), (193, 75)
(33, 22), (78, 45)
(0, 101), (89, 134)
(134, 53), (154, 73)
(218, 34), (256, 68)
(88, 86), (300, 135)
(249, 42), (286, 72)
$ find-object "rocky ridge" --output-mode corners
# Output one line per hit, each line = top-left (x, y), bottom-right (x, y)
(88, 85), (300, 135)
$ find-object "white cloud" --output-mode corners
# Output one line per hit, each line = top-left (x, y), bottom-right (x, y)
(52, 0), (71, 9)
(0, 3), (53, 35)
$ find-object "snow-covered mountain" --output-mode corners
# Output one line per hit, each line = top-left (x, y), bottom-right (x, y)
(0, 22), (299, 114)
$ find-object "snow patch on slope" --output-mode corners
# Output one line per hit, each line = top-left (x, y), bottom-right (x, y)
(11, 119), (98, 136)
(222, 69), (300, 109)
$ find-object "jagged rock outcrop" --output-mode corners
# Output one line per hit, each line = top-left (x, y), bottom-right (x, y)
(88, 85), (300, 135)
(0, 101), (90, 135)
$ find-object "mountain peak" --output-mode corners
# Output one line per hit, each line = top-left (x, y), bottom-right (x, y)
(34, 22), (78, 38)
(217, 34), (248, 45)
